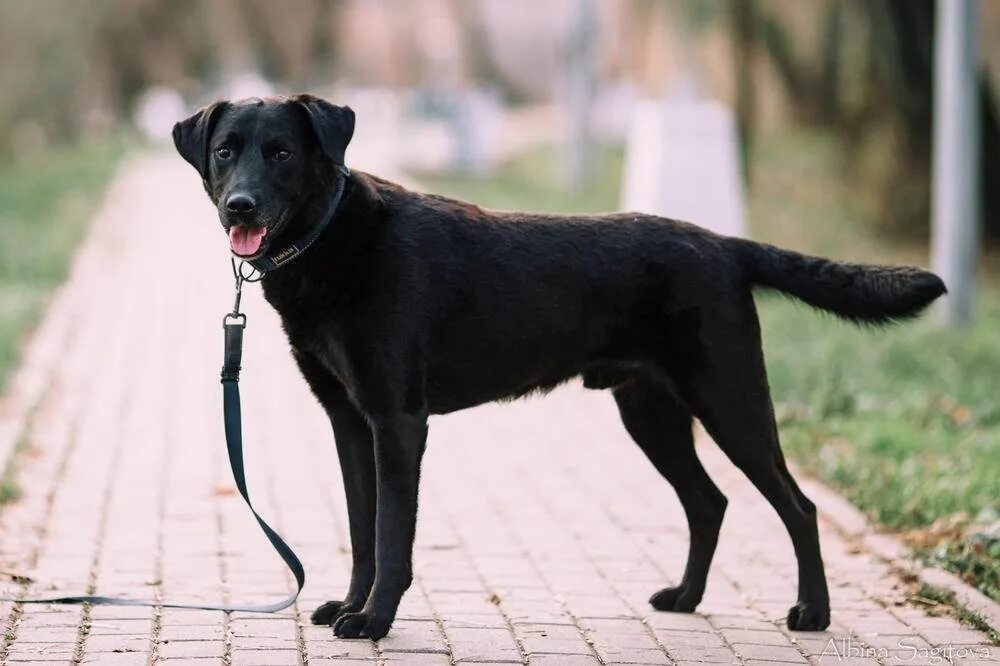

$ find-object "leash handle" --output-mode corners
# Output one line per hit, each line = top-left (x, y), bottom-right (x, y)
(1, 278), (305, 613)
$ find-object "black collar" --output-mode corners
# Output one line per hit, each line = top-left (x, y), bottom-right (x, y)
(244, 165), (350, 274)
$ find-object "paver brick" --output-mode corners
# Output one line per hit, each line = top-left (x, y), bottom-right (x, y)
(81, 634), (149, 653)
(157, 624), (226, 641)
(664, 646), (740, 663)
(79, 651), (149, 665)
(717, 626), (793, 645)
(377, 619), (449, 654)
(231, 648), (301, 664)
(303, 624), (379, 658)
(516, 622), (593, 656)
(527, 656), (601, 665)
(14, 627), (83, 644)
(4, 643), (76, 662)
(654, 628), (730, 649)
(449, 626), (524, 662)
(155, 639), (225, 659)
(812, 657), (880, 666)
(732, 641), (808, 662)
(381, 654), (451, 664)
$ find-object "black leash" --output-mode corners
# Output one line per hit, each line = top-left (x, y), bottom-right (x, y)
(0, 264), (304, 613)
(0, 168), (355, 612)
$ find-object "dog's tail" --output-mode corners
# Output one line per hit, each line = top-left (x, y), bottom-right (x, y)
(734, 238), (946, 324)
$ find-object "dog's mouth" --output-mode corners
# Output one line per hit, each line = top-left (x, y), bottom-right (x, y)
(226, 210), (290, 259)
(229, 225), (268, 257)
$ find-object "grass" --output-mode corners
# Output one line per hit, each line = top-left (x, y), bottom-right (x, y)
(418, 133), (1000, 606)
(913, 583), (1000, 644)
(0, 137), (125, 396)
(0, 426), (29, 508)
(0, 465), (20, 506)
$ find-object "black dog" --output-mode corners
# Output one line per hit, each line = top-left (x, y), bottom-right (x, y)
(173, 94), (945, 639)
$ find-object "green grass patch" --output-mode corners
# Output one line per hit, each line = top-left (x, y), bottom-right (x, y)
(912, 583), (1000, 644)
(0, 439), (27, 509)
(0, 466), (20, 506)
(415, 132), (1000, 606)
(0, 137), (125, 393)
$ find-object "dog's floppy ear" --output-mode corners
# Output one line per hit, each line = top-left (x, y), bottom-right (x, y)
(291, 94), (355, 165)
(172, 101), (228, 179)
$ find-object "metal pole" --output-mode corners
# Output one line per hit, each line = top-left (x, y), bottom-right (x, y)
(931, 0), (980, 326)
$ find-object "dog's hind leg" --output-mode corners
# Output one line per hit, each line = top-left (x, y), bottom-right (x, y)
(681, 299), (830, 631)
(612, 380), (727, 613)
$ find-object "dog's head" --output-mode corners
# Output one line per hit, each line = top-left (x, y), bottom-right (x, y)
(172, 94), (355, 259)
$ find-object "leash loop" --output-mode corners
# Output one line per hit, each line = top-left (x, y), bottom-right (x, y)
(231, 256), (265, 285)
(1, 272), (305, 613)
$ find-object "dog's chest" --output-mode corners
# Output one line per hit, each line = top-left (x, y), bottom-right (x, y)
(278, 306), (363, 386)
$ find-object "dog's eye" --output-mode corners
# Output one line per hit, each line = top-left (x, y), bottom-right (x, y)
(215, 146), (232, 160)
(273, 149), (292, 163)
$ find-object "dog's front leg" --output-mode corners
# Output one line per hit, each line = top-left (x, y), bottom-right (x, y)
(332, 411), (427, 639)
(310, 394), (377, 627)
(291, 351), (379, 628)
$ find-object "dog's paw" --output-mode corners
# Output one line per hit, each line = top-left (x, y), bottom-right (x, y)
(312, 596), (366, 625)
(332, 609), (392, 640)
(311, 600), (348, 626)
(786, 600), (831, 631)
(649, 585), (701, 613)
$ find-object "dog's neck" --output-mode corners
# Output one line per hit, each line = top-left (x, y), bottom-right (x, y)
(259, 171), (383, 310)
(274, 170), (350, 245)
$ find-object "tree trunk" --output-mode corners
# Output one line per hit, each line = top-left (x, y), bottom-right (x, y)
(732, 0), (756, 184)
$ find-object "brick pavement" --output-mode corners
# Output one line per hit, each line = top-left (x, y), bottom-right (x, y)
(0, 154), (997, 664)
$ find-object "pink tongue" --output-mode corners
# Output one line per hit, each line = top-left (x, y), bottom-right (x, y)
(229, 225), (266, 255)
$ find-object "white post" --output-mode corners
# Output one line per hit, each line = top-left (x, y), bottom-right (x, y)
(931, 0), (980, 326)
(563, 0), (597, 189)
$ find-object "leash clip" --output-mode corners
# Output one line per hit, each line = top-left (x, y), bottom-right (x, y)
(225, 258), (253, 328)
(223, 312), (246, 328)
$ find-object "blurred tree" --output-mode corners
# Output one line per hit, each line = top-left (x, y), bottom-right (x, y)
(242, 0), (335, 85)
(0, 0), (345, 161)
(450, 0), (518, 99)
(732, 0), (757, 182)
(740, 0), (999, 240)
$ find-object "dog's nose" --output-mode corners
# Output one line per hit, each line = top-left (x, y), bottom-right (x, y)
(225, 193), (256, 214)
